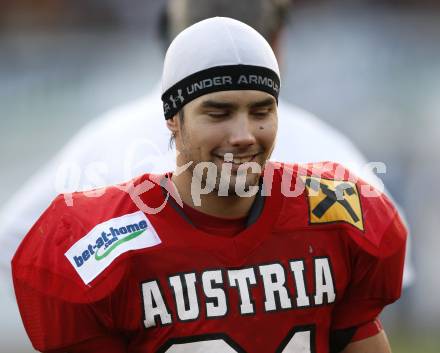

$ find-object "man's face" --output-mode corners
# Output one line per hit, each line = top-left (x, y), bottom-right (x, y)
(173, 90), (278, 195)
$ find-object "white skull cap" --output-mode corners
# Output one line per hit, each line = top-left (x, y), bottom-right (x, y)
(161, 17), (281, 119)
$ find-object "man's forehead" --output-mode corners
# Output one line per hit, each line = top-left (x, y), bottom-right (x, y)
(194, 90), (276, 107)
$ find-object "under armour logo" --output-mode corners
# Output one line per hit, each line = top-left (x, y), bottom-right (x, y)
(169, 89), (184, 108)
(305, 178), (359, 223)
(163, 102), (171, 114)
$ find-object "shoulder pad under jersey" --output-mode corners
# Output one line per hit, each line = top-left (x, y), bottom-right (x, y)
(12, 173), (164, 303)
(273, 161), (407, 257)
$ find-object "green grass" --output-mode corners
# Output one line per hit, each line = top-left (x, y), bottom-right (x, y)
(389, 331), (440, 353)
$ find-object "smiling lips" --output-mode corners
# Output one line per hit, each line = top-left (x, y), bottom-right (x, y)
(214, 153), (259, 165)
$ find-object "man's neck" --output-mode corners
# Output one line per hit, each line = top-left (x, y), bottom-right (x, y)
(171, 171), (257, 219)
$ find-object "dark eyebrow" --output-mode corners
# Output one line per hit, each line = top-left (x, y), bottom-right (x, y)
(199, 96), (276, 110)
(248, 97), (276, 109)
(200, 100), (238, 110)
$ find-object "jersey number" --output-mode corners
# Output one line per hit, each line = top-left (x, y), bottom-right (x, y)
(159, 325), (316, 353)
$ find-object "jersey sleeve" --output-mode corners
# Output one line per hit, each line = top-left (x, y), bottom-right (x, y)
(329, 319), (383, 353)
(13, 278), (126, 352)
(331, 178), (407, 330)
(12, 194), (126, 352)
(351, 318), (383, 342)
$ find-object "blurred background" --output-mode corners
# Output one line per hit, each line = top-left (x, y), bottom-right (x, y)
(0, 0), (439, 352)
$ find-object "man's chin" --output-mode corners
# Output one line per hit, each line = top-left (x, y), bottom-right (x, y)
(225, 173), (261, 197)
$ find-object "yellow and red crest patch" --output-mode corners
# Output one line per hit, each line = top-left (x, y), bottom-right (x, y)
(301, 176), (364, 231)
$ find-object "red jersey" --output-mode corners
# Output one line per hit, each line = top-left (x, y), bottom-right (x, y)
(12, 162), (407, 353)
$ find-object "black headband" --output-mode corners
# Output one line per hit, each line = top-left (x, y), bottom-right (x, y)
(161, 64), (280, 120)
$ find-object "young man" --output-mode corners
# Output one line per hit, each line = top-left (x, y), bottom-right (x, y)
(0, 0), (414, 290)
(12, 17), (406, 353)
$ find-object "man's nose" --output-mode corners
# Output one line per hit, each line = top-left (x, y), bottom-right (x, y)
(227, 114), (257, 148)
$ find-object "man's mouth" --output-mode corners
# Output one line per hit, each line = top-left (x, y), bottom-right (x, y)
(213, 153), (261, 168)
(214, 153), (258, 163)
(231, 155), (256, 164)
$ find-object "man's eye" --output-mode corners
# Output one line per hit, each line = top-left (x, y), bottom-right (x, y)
(252, 109), (271, 117)
(207, 111), (229, 118)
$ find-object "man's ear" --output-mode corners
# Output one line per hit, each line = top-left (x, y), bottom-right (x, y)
(166, 114), (179, 134)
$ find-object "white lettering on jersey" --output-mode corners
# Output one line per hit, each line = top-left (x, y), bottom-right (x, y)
(164, 339), (238, 353)
(290, 260), (311, 307)
(202, 270), (228, 318)
(141, 280), (172, 328)
(228, 268), (257, 315)
(169, 273), (200, 321)
(314, 257), (336, 305)
(140, 258), (337, 328)
(259, 263), (292, 311)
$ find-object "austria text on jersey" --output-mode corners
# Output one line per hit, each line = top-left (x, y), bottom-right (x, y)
(141, 258), (336, 328)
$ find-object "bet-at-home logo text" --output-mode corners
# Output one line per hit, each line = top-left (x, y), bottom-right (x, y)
(65, 211), (161, 284)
